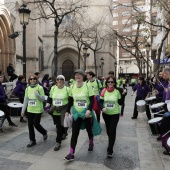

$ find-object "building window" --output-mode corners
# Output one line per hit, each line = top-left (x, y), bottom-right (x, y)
(112, 5), (118, 9)
(112, 13), (118, 17)
(123, 27), (131, 32)
(122, 11), (131, 16)
(122, 52), (131, 57)
(113, 21), (118, 25)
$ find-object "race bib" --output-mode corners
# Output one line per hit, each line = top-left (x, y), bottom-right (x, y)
(105, 102), (114, 109)
(76, 100), (87, 108)
(28, 99), (36, 106)
(53, 99), (62, 106)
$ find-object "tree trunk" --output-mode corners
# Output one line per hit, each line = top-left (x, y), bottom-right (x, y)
(94, 51), (97, 76)
(77, 44), (81, 69)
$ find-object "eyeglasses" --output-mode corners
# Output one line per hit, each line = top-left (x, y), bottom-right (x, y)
(56, 78), (64, 81)
(30, 78), (36, 80)
(107, 81), (114, 84)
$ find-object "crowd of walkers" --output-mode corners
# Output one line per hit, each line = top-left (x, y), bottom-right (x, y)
(0, 68), (129, 161)
(2, 65), (170, 159)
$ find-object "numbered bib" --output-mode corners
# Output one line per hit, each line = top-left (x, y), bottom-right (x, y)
(76, 100), (87, 108)
(28, 100), (36, 106)
(105, 102), (114, 109)
(53, 99), (62, 106)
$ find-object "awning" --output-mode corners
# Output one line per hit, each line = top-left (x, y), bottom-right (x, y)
(154, 58), (170, 65)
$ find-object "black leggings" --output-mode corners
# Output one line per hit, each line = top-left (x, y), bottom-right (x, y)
(27, 112), (47, 142)
(102, 113), (119, 154)
(71, 117), (93, 151)
(52, 115), (65, 144)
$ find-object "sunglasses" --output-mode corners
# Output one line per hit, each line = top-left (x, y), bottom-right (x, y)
(56, 78), (64, 81)
(107, 81), (114, 84)
(30, 78), (36, 80)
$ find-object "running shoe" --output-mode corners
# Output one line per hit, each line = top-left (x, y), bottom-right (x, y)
(64, 154), (75, 161)
(88, 144), (94, 152)
(54, 143), (61, 151)
(43, 132), (48, 141)
(163, 151), (170, 155)
(107, 152), (113, 158)
(27, 141), (36, 147)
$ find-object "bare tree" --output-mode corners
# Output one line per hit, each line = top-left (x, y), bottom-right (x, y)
(109, 0), (170, 77)
(63, 20), (86, 69)
(26, 0), (87, 75)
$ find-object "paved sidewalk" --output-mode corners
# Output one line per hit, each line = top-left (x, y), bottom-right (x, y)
(0, 87), (170, 170)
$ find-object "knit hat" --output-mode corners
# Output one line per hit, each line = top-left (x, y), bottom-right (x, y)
(74, 69), (85, 76)
(57, 75), (65, 81)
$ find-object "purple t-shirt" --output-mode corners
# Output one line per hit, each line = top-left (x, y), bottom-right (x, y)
(133, 83), (151, 99)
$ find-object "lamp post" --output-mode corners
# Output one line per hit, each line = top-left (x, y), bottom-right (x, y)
(100, 57), (104, 75)
(18, 5), (31, 79)
(114, 62), (117, 79)
(145, 42), (151, 80)
(83, 45), (88, 71)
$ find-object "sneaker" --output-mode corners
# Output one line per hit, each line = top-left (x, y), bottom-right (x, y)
(88, 144), (94, 152)
(64, 154), (75, 161)
(131, 117), (137, 119)
(43, 132), (48, 141)
(27, 141), (36, 147)
(163, 150), (170, 155)
(107, 152), (113, 158)
(9, 122), (17, 127)
(54, 143), (61, 151)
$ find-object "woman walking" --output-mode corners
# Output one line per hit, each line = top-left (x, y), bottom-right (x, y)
(64, 69), (94, 161)
(100, 76), (121, 158)
(21, 75), (48, 147)
(45, 75), (69, 151)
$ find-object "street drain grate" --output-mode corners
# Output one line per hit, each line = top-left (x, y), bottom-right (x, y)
(104, 154), (135, 170)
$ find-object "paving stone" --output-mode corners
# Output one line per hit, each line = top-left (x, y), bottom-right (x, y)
(0, 132), (55, 156)
(0, 158), (31, 170)
(76, 139), (139, 170)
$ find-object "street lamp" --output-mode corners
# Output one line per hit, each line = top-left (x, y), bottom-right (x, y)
(83, 45), (88, 71)
(114, 62), (117, 78)
(145, 42), (151, 79)
(100, 57), (104, 75)
(18, 4), (31, 79)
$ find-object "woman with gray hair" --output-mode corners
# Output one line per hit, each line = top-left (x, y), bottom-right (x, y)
(45, 75), (69, 151)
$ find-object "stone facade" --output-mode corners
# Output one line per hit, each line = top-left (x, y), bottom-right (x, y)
(0, 0), (116, 80)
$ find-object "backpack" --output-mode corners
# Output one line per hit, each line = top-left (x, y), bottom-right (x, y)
(86, 79), (102, 94)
